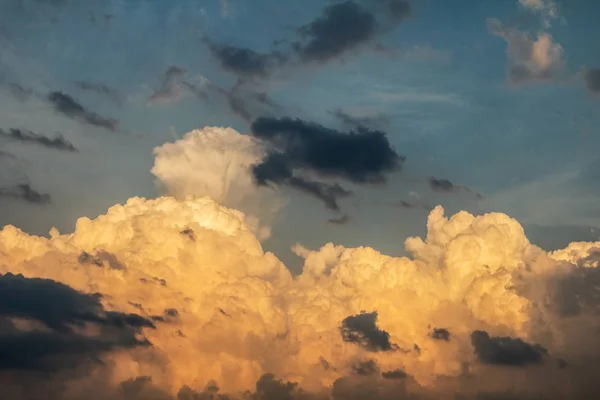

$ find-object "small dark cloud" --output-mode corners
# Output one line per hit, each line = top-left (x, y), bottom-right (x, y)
(551, 257), (600, 316)
(250, 116), (403, 210)
(293, 1), (379, 63)
(0, 128), (77, 152)
(340, 311), (397, 352)
(584, 68), (600, 94)
(430, 327), (451, 341)
(381, 368), (408, 380)
(352, 359), (380, 376)
(329, 108), (390, 130)
(75, 81), (122, 105)
(47, 91), (118, 132)
(429, 176), (455, 192)
(205, 40), (285, 79)
(0, 184), (51, 205)
(0, 273), (153, 372)
(327, 214), (350, 225)
(471, 330), (548, 366)
(7, 83), (34, 101)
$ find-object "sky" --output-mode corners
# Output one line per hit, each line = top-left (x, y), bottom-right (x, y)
(1, 1), (600, 399)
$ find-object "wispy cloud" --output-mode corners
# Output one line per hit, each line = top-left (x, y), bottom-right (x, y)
(368, 89), (465, 106)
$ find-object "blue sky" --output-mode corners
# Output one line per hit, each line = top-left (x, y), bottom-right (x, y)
(1, 0), (599, 271)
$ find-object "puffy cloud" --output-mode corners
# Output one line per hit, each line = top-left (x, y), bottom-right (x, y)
(0, 147), (600, 398)
(151, 126), (282, 240)
(0, 128), (77, 152)
(487, 18), (564, 85)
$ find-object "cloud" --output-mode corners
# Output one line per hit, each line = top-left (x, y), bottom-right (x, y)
(584, 68), (600, 94)
(327, 214), (350, 225)
(0, 273), (152, 370)
(519, 0), (559, 28)
(250, 117), (403, 210)
(152, 126), (283, 240)
(471, 330), (548, 366)
(292, 1), (379, 63)
(204, 0), (412, 80)
(0, 184), (51, 205)
(0, 128), (77, 152)
(47, 91), (119, 131)
(205, 41), (285, 79)
(148, 66), (190, 104)
(1, 132), (600, 398)
(487, 18), (564, 85)
(329, 108), (390, 130)
(340, 311), (397, 352)
(75, 81), (122, 105)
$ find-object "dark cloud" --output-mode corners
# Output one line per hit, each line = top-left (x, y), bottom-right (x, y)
(47, 91), (118, 132)
(429, 176), (455, 192)
(78, 250), (126, 270)
(293, 1), (379, 63)
(381, 369), (407, 380)
(250, 117), (403, 210)
(584, 68), (600, 94)
(0, 273), (153, 372)
(430, 327), (451, 342)
(340, 311), (397, 352)
(327, 214), (350, 225)
(205, 40), (285, 79)
(551, 255), (600, 316)
(75, 81), (122, 105)
(0, 184), (51, 205)
(470, 330), (548, 366)
(6, 82), (34, 101)
(329, 109), (390, 130)
(351, 360), (380, 376)
(0, 128), (77, 152)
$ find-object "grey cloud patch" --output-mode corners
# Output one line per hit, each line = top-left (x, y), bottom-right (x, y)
(0, 273), (153, 372)
(487, 18), (564, 86)
(551, 257), (600, 317)
(75, 81), (122, 105)
(430, 327), (451, 341)
(352, 359), (380, 376)
(584, 68), (600, 94)
(327, 214), (350, 225)
(329, 108), (390, 130)
(293, 1), (379, 63)
(340, 311), (397, 352)
(47, 91), (118, 132)
(205, 40), (285, 79)
(78, 250), (126, 270)
(381, 369), (408, 380)
(0, 128), (77, 152)
(471, 330), (548, 366)
(149, 66), (189, 104)
(250, 116), (403, 211)
(6, 82), (34, 101)
(429, 176), (455, 192)
(0, 184), (51, 205)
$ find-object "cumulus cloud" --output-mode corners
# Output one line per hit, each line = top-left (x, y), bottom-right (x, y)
(47, 91), (119, 131)
(250, 117), (403, 210)
(152, 126), (283, 240)
(487, 18), (564, 85)
(0, 128), (77, 152)
(1, 131), (600, 398)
